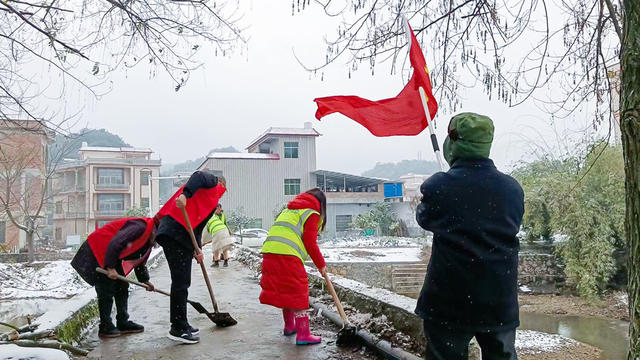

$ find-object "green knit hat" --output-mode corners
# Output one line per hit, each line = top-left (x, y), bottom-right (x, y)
(443, 112), (495, 166)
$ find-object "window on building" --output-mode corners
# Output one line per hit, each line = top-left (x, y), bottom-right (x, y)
(284, 179), (301, 195)
(55, 201), (63, 214)
(98, 194), (125, 213)
(0, 221), (5, 245)
(141, 197), (150, 209)
(141, 171), (150, 185)
(97, 220), (110, 229)
(336, 215), (353, 232)
(284, 142), (299, 159)
(55, 227), (62, 241)
(97, 168), (124, 185)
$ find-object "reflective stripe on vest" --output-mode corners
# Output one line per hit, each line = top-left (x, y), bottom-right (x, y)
(207, 213), (227, 235)
(261, 208), (318, 262)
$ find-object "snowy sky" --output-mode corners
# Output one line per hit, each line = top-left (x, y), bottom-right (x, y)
(60, 0), (599, 174)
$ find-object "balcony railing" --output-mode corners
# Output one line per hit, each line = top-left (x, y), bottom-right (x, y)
(95, 183), (129, 190)
(60, 185), (87, 193)
(53, 211), (88, 219)
(95, 209), (127, 216)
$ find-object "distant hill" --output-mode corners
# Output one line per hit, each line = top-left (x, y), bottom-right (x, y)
(49, 128), (130, 161)
(161, 146), (240, 175)
(362, 160), (439, 180)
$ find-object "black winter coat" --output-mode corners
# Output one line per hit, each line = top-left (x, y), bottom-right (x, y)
(415, 158), (524, 332)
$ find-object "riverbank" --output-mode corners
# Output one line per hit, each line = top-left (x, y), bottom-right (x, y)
(519, 291), (629, 321)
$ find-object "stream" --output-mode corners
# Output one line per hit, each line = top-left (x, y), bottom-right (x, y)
(519, 312), (629, 360)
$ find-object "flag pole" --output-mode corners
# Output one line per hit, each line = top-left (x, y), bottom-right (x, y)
(419, 86), (446, 171)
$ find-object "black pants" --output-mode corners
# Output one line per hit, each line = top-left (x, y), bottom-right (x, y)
(423, 321), (517, 360)
(159, 238), (193, 331)
(95, 271), (129, 328)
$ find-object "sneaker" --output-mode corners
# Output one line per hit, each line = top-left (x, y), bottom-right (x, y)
(98, 323), (121, 338)
(188, 325), (200, 336)
(223, 259), (229, 267)
(117, 320), (144, 334)
(167, 327), (199, 344)
(211, 261), (219, 267)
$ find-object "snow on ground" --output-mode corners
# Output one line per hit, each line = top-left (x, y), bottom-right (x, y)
(515, 330), (578, 355)
(0, 344), (69, 360)
(0, 261), (89, 300)
(318, 236), (426, 248)
(321, 247), (422, 263)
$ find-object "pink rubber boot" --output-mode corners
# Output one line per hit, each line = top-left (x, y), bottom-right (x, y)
(295, 314), (321, 345)
(282, 309), (296, 336)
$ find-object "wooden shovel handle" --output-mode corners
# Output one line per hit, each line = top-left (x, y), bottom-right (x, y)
(322, 272), (351, 326)
(95, 267), (170, 297)
(179, 207), (220, 313)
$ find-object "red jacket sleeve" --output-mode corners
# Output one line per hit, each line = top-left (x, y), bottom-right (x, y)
(302, 214), (326, 269)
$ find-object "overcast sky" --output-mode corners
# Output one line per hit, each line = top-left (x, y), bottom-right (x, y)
(68, 0), (599, 175)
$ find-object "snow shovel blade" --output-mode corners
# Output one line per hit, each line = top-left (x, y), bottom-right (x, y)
(187, 300), (237, 327)
(336, 325), (360, 347)
(208, 312), (237, 327)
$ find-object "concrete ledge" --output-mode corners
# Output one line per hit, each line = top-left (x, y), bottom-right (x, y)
(0, 252), (75, 263)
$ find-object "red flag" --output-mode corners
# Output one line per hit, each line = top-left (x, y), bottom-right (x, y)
(314, 23), (437, 137)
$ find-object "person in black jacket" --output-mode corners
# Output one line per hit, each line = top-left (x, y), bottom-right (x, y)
(415, 113), (524, 360)
(71, 217), (157, 338)
(155, 170), (226, 344)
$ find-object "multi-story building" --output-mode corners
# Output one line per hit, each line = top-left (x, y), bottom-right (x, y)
(52, 143), (161, 247)
(399, 173), (432, 202)
(0, 119), (53, 252)
(198, 123), (403, 237)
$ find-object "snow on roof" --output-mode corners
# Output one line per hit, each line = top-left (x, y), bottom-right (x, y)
(245, 125), (321, 149)
(79, 145), (152, 153)
(207, 152), (280, 160)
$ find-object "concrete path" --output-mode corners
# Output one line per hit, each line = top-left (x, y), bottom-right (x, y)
(84, 248), (379, 360)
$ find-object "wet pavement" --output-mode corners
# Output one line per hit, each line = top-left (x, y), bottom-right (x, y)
(83, 248), (381, 360)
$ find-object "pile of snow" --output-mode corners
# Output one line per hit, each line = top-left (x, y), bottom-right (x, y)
(515, 330), (576, 354)
(0, 344), (69, 360)
(0, 261), (89, 300)
(319, 236), (425, 248)
(321, 247), (422, 263)
(519, 285), (532, 293)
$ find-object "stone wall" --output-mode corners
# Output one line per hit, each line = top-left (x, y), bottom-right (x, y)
(518, 253), (565, 294)
(323, 262), (395, 290)
(0, 252), (75, 263)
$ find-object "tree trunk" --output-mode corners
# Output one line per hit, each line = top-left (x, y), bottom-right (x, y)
(621, 1), (640, 359)
(26, 230), (35, 263)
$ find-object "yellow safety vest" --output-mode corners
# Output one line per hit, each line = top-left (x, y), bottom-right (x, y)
(207, 213), (228, 235)
(261, 208), (319, 262)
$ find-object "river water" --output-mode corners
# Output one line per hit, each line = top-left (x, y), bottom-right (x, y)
(519, 312), (629, 360)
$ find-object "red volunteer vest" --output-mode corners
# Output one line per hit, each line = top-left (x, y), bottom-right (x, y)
(88, 217), (155, 276)
(157, 184), (226, 229)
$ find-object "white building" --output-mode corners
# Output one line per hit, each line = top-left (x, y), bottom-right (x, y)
(198, 123), (402, 237)
(399, 173), (432, 202)
(52, 143), (161, 246)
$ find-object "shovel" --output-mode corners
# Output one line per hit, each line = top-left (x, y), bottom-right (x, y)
(95, 267), (219, 322)
(180, 207), (237, 327)
(322, 272), (360, 346)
